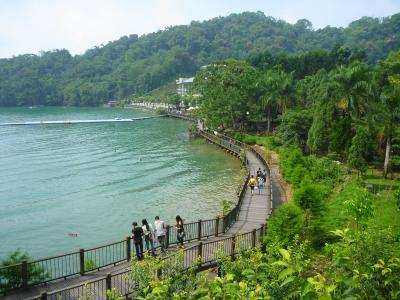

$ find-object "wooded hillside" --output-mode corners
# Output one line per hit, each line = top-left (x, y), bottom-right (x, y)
(1, 11), (399, 106)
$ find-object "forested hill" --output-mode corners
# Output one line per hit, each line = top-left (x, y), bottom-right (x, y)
(1, 11), (400, 107)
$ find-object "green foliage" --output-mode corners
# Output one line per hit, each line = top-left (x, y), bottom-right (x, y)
(133, 227), (399, 299)
(347, 126), (371, 176)
(193, 59), (259, 130)
(293, 178), (326, 243)
(274, 109), (312, 150)
(220, 199), (235, 216)
(106, 288), (124, 300)
(84, 258), (97, 272)
(279, 146), (343, 189)
(395, 189), (400, 210)
(265, 203), (303, 249)
(0, 250), (50, 291)
(293, 178), (325, 214)
(130, 250), (200, 298)
(343, 186), (375, 230)
(278, 146), (305, 188)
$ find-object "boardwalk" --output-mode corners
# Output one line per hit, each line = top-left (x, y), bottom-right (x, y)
(227, 150), (272, 234)
(1, 133), (280, 300)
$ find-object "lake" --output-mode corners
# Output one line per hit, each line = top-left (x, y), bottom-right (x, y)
(0, 107), (241, 260)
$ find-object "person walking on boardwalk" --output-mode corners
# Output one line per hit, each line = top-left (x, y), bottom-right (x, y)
(154, 216), (167, 253)
(142, 219), (156, 256)
(257, 175), (263, 194)
(256, 168), (262, 180)
(131, 222), (144, 260)
(175, 215), (185, 249)
(249, 175), (257, 195)
(262, 169), (267, 184)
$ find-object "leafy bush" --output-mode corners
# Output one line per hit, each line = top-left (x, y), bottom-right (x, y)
(293, 178), (327, 246)
(265, 203), (303, 249)
(0, 250), (50, 291)
(278, 146), (306, 187)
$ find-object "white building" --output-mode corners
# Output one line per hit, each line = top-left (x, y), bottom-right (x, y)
(176, 77), (194, 96)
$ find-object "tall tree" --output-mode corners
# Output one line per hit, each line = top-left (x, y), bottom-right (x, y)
(333, 61), (371, 120)
(377, 50), (400, 177)
(193, 59), (258, 130)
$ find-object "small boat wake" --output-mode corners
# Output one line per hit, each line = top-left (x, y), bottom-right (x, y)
(0, 115), (165, 126)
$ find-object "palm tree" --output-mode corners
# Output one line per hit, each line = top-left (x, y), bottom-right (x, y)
(275, 70), (296, 114)
(258, 69), (296, 133)
(333, 61), (371, 119)
(258, 72), (278, 133)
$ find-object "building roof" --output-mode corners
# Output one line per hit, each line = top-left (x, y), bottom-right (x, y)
(176, 77), (194, 84)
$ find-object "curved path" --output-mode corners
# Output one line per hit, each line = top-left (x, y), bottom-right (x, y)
(227, 150), (272, 234)
(2, 136), (280, 300)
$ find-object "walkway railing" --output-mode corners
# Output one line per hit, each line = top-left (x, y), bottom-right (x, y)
(0, 130), (252, 295)
(30, 223), (267, 300)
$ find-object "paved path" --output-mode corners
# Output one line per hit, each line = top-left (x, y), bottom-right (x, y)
(2, 143), (280, 300)
(227, 150), (271, 234)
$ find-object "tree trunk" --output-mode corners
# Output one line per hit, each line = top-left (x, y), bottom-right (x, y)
(266, 108), (271, 134)
(384, 136), (391, 178)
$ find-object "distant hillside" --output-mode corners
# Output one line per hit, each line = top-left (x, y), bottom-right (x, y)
(0, 11), (399, 106)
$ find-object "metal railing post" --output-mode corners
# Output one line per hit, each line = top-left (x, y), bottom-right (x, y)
(165, 225), (170, 248)
(230, 235), (236, 260)
(260, 223), (265, 237)
(106, 273), (112, 291)
(79, 249), (85, 276)
(252, 229), (257, 247)
(22, 260), (28, 289)
(198, 220), (202, 241)
(215, 217), (220, 237)
(126, 236), (131, 262)
(198, 242), (203, 263)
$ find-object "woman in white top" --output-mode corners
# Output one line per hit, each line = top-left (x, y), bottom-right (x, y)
(142, 219), (156, 256)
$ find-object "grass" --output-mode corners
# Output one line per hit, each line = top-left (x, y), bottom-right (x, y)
(369, 190), (400, 231)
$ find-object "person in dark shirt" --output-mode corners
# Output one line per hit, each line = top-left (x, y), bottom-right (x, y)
(131, 222), (144, 260)
(175, 215), (185, 249)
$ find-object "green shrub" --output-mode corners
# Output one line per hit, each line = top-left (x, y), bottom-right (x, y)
(0, 250), (50, 291)
(242, 135), (257, 145)
(293, 178), (327, 245)
(84, 258), (97, 272)
(265, 203), (303, 249)
(233, 132), (245, 142)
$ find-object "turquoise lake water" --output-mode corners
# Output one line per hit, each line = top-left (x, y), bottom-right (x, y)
(0, 107), (241, 260)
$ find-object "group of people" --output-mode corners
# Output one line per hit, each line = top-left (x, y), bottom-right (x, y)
(248, 168), (267, 195)
(130, 215), (185, 260)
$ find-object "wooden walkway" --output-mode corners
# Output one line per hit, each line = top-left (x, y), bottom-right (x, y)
(1, 138), (280, 300)
(227, 150), (271, 234)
